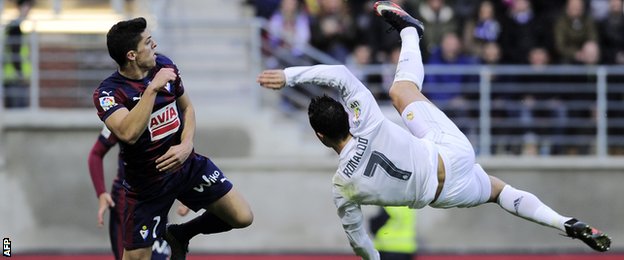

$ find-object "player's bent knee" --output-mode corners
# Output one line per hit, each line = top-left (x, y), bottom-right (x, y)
(389, 82), (427, 114)
(488, 175), (507, 202)
(231, 208), (254, 228)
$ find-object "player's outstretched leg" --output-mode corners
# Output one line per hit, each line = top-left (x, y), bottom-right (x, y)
(564, 218), (611, 252)
(495, 180), (611, 252)
(375, 0), (425, 99)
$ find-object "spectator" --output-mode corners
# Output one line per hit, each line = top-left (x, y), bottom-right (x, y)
(553, 0), (599, 64)
(265, 0), (311, 68)
(3, 0), (34, 107)
(499, 0), (552, 64)
(369, 207), (418, 260)
(309, 0), (357, 63)
(462, 0), (501, 57)
(415, 0), (459, 58)
(361, 0), (417, 63)
(525, 47), (570, 155)
(425, 32), (476, 132)
(590, 0), (611, 21)
(246, 0), (281, 19)
(450, 0), (482, 30)
(576, 40), (601, 65)
(598, 0), (624, 65)
(346, 43), (384, 99)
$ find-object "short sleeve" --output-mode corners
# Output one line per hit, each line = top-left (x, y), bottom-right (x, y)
(93, 82), (127, 122)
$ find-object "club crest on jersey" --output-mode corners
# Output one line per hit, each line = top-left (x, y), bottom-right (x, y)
(148, 101), (180, 141)
(99, 95), (117, 111)
(140, 225), (149, 240)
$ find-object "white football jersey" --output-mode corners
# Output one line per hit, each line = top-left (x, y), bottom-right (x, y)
(284, 65), (439, 259)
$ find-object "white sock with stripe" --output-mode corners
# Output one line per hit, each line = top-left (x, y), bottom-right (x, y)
(498, 185), (572, 232)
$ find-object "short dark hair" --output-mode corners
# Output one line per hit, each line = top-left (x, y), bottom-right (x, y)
(308, 95), (350, 141)
(106, 17), (147, 67)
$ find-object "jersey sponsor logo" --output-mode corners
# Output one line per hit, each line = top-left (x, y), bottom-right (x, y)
(342, 137), (369, 178)
(193, 170), (225, 192)
(148, 101), (180, 141)
(152, 240), (170, 255)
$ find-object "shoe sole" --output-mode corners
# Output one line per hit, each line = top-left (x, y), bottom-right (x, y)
(576, 224), (611, 252)
(374, 1), (405, 17)
(373, 1), (424, 36)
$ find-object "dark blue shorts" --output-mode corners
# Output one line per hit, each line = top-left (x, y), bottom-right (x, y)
(122, 154), (233, 250)
(110, 180), (171, 259)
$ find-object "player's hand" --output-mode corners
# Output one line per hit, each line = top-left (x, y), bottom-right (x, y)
(155, 142), (193, 173)
(177, 205), (190, 216)
(147, 68), (177, 93)
(257, 70), (286, 90)
(97, 192), (115, 228)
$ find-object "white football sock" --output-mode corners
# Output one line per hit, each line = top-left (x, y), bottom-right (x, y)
(394, 27), (425, 91)
(498, 185), (572, 232)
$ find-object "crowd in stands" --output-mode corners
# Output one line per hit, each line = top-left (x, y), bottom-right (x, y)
(247, 0), (624, 156)
(249, 0), (624, 66)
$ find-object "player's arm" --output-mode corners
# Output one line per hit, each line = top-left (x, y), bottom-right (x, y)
(87, 132), (117, 227)
(87, 136), (113, 198)
(257, 65), (384, 134)
(155, 92), (194, 173)
(104, 68), (177, 144)
(258, 65), (367, 99)
(333, 187), (380, 260)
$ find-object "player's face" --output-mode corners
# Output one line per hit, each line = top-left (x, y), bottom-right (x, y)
(135, 31), (157, 70)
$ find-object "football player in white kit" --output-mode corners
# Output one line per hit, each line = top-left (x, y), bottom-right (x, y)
(257, 1), (611, 259)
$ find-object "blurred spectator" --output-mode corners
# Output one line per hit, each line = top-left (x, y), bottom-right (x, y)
(553, 0), (599, 64)
(369, 207), (418, 260)
(576, 40), (601, 65)
(597, 0), (624, 65)
(360, 0), (417, 63)
(424, 32), (476, 132)
(246, 0), (281, 19)
(416, 0), (459, 58)
(462, 0), (501, 57)
(309, 0), (357, 63)
(3, 0), (34, 108)
(381, 45), (402, 98)
(499, 0), (552, 64)
(5, 0), (33, 81)
(528, 47), (548, 65)
(480, 42), (501, 65)
(450, 0), (482, 29)
(590, 0), (611, 20)
(265, 0), (311, 68)
(346, 44), (384, 99)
